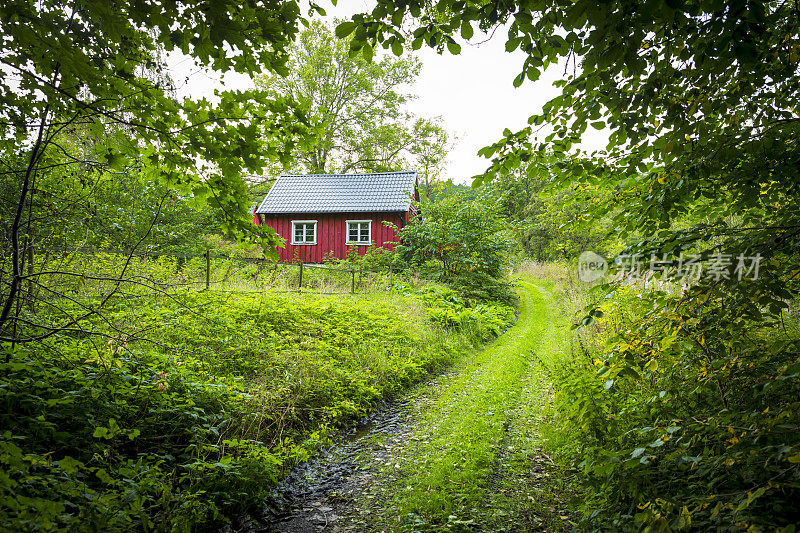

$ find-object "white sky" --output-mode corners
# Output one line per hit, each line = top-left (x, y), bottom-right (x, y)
(168, 1), (608, 184)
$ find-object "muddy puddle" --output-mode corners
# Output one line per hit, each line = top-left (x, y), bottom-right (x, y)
(230, 398), (415, 533)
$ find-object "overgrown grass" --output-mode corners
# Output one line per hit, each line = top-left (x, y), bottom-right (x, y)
(0, 285), (514, 531)
(370, 279), (568, 531)
(471, 280), (574, 532)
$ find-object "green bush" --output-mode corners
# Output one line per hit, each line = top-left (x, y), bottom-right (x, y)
(393, 189), (515, 305)
(541, 277), (800, 531)
(395, 190), (510, 280)
(400, 285), (516, 342)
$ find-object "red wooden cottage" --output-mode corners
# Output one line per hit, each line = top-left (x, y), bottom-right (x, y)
(253, 171), (418, 262)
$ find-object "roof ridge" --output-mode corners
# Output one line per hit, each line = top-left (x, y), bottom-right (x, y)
(279, 171), (416, 178)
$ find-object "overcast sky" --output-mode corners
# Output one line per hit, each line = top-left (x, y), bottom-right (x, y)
(168, 1), (607, 184)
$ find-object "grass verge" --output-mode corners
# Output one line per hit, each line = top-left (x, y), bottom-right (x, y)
(524, 261), (800, 530)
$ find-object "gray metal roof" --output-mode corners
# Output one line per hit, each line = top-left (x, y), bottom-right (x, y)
(256, 171), (417, 214)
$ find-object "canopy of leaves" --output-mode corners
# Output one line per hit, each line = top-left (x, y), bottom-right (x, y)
(340, 1), (799, 262)
(0, 0), (319, 255)
(257, 20), (450, 175)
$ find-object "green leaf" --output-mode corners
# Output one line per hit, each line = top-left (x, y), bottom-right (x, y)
(361, 44), (374, 62)
(391, 40), (403, 56)
(447, 41), (461, 55)
(103, 149), (126, 170)
(460, 21), (474, 40)
(506, 37), (523, 52)
(335, 22), (357, 39)
(95, 468), (114, 484)
(618, 366), (641, 380)
(477, 146), (496, 158)
(57, 456), (84, 474)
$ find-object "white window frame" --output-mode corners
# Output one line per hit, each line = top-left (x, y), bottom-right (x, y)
(346, 219), (372, 245)
(291, 220), (317, 245)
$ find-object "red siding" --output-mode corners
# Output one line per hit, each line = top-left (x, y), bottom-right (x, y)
(255, 211), (408, 262)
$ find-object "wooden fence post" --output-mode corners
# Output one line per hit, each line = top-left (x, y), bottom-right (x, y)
(299, 261), (304, 289)
(205, 249), (210, 291)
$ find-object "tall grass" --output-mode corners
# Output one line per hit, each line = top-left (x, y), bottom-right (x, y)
(26, 251), (430, 299)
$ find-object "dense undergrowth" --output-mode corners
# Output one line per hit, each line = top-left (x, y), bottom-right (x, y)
(0, 285), (514, 531)
(522, 262), (800, 531)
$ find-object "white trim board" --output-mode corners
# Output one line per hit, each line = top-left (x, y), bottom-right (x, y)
(346, 219), (372, 245)
(291, 220), (318, 245)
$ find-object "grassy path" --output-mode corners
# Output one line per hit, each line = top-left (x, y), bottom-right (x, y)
(346, 278), (573, 531)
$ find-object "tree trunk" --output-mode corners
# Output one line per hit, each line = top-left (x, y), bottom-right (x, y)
(0, 104), (49, 337)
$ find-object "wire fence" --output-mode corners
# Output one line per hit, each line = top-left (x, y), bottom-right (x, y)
(4, 248), (419, 303)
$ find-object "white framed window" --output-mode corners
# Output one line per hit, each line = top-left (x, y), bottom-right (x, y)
(291, 220), (317, 245)
(346, 220), (371, 245)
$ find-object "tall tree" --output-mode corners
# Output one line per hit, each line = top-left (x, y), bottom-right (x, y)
(257, 20), (451, 175)
(413, 117), (452, 196)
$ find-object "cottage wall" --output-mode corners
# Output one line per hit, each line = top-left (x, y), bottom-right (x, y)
(255, 211), (409, 262)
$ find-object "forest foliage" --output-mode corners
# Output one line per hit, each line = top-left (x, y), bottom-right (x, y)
(1, 278), (514, 530)
(340, 0), (800, 529)
(2, 0), (799, 530)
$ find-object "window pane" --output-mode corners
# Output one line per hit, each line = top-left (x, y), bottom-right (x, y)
(347, 222), (370, 243)
(294, 223), (315, 243)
